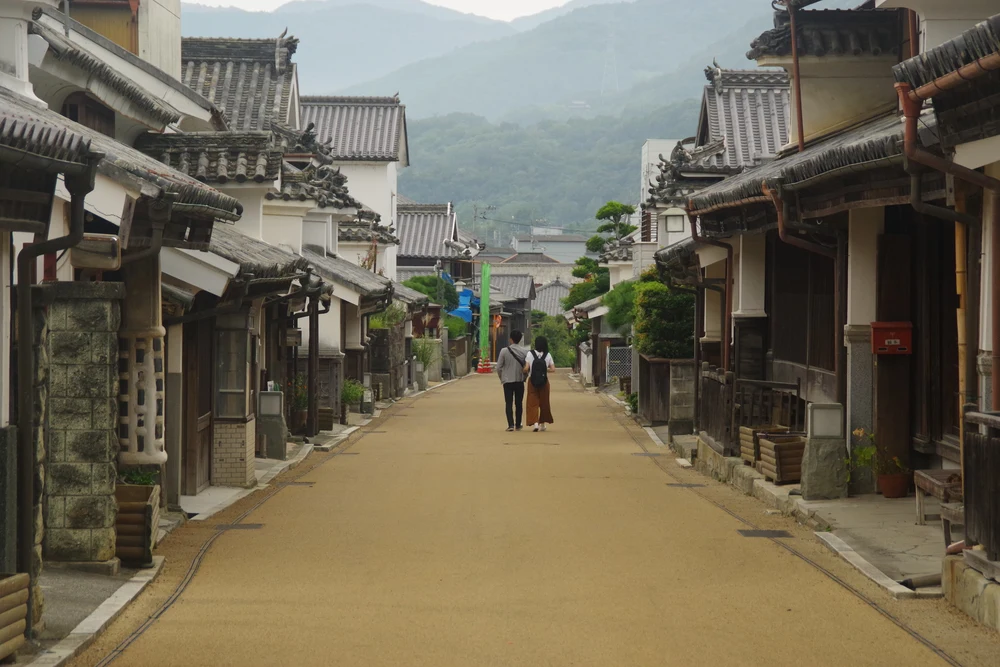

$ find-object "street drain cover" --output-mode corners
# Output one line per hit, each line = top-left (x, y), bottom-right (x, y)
(738, 529), (792, 538)
(215, 524), (264, 531)
(334, 452), (360, 456)
(280, 482), (314, 487)
(368, 430), (387, 434)
(504, 442), (559, 446)
(632, 453), (665, 457)
(666, 483), (705, 488)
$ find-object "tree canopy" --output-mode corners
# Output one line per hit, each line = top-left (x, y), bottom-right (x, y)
(403, 276), (459, 311)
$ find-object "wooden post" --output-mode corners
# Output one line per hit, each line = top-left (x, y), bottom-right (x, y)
(307, 298), (319, 437)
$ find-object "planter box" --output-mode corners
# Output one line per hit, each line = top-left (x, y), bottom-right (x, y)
(739, 424), (788, 465)
(115, 484), (160, 567)
(0, 573), (28, 660)
(758, 434), (806, 484)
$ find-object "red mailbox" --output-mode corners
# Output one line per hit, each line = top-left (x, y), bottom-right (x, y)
(871, 322), (913, 355)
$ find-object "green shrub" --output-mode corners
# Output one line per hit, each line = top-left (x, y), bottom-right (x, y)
(403, 276), (459, 310)
(370, 304), (408, 329)
(341, 379), (365, 405)
(444, 314), (468, 338)
(602, 280), (636, 331)
(533, 315), (575, 368)
(627, 393), (639, 414)
(119, 468), (158, 486)
(633, 282), (695, 359)
(412, 336), (440, 367)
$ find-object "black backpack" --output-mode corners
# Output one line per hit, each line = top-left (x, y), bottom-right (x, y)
(529, 351), (548, 388)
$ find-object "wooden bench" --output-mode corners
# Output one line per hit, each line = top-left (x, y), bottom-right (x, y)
(914, 469), (963, 525)
(941, 503), (965, 547)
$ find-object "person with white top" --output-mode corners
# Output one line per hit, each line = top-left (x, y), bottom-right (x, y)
(523, 336), (556, 431)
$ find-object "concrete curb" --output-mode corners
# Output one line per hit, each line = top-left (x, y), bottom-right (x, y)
(814, 532), (918, 600)
(26, 557), (166, 666)
(257, 443), (314, 486)
(643, 427), (668, 449)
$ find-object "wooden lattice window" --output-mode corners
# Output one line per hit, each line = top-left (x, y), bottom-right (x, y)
(216, 328), (249, 420)
(62, 92), (115, 137)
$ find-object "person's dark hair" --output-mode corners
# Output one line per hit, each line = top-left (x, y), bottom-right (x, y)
(534, 336), (549, 356)
(510, 330), (523, 344)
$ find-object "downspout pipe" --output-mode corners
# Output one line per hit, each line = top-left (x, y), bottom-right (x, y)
(17, 159), (98, 636)
(896, 82), (1000, 411)
(761, 181), (836, 259)
(687, 207), (732, 372)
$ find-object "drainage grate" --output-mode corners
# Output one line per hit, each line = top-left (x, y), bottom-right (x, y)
(368, 431), (387, 434)
(279, 482), (314, 487)
(333, 452), (360, 456)
(632, 453), (665, 457)
(215, 524), (264, 531)
(666, 483), (705, 488)
(738, 529), (792, 538)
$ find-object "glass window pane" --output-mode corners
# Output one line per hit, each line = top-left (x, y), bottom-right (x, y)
(216, 330), (247, 418)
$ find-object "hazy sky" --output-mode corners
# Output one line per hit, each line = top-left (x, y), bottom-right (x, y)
(187, 1), (571, 21)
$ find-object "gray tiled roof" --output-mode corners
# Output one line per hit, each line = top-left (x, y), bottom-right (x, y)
(694, 68), (789, 172)
(648, 66), (790, 207)
(499, 252), (561, 264)
(30, 20), (182, 127)
(894, 14), (1000, 89)
(209, 223), (308, 280)
(397, 204), (467, 259)
(136, 132), (284, 184)
(339, 222), (398, 245)
(747, 9), (901, 61)
(299, 96), (407, 163)
(474, 274), (535, 301)
(533, 279), (572, 317)
(514, 234), (589, 243)
(182, 34), (298, 131)
(0, 99), (94, 166)
(689, 112), (915, 213)
(397, 193), (420, 206)
(301, 246), (391, 298)
(266, 163), (361, 209)
(0, 88), (241, 221)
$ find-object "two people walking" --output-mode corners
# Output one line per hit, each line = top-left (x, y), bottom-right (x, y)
(495, 331), (555, 432)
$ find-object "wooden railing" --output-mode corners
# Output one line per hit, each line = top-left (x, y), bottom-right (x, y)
(964, 409), (1000, 561)
(699, 363), (734, 454)
(733, 378), (805, 433)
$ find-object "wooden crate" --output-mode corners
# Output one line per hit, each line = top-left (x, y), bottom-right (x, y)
(0, 573), (28, 661)
(758, 434), (806, 484)
(738, 425), (788, 465)
(116, 484), (160, 567)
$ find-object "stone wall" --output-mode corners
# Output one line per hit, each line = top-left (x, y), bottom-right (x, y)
(212, 420), (255, 488)
(38, 283), (123, 568)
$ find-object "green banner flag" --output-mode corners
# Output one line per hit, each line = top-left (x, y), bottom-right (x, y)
(479, 263), (491, 366)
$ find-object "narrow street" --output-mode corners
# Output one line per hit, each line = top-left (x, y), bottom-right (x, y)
(69, 376), (986, 667)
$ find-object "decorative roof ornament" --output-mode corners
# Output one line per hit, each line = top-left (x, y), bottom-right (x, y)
(704, 59), (724, 94)
(275, 29), (299, 75)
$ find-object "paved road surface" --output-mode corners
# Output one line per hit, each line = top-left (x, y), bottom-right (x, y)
(73, 375), (979, 666)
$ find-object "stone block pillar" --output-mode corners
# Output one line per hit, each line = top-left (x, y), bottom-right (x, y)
(846, 208), (882, 493)
(36, 282), (124, 569)
(845, 209), (882, 436)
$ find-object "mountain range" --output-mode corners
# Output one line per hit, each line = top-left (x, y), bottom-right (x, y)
(182, 0), (773, 120)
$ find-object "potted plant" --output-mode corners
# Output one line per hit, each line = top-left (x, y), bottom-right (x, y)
(288, 374), (308, 434)
(413, 336), (437, 390)
(340, 379), (365, 425)
(851, 428), (909, 498)
(115, 468), (161, 568)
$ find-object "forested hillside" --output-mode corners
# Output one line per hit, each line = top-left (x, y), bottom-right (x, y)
(398, 100), (699, 241)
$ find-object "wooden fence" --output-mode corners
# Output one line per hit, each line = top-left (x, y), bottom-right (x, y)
(699, 363), (734, 454)
(964, 410), (1000, 561)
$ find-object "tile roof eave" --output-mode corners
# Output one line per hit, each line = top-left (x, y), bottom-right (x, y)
(36, 7), (223, 125)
